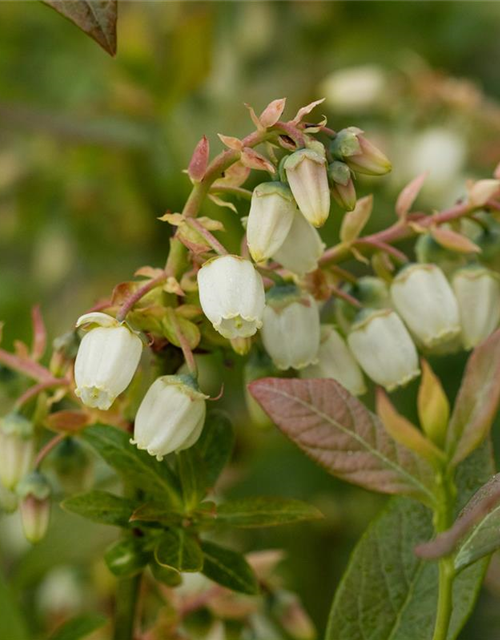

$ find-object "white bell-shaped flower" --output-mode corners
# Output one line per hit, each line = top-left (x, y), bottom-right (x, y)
(390, 264), (460, 349)
(197, 255), (265, 339)
(284, 145), (330, 227)
(74, 312), (142, 411)
(260, 287), (320, 370)
(247, 182), (296, 262)
(452, 266), (500, 349)
(271, 210), (325, 276)
(131, 375), (207, 460)
(301, 326), (366, 396)
(347, 309), (420, 391)
(0, 413), (35, 490)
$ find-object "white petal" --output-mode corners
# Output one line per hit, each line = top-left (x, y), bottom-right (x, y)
(272, 211), (325, 276)
(75, 312), (119, 329)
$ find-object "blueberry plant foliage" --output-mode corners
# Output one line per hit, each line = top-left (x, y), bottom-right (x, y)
(2, 98), (500, 640)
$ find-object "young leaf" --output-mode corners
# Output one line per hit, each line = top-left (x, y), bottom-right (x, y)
(249, 378), (436, 504)
(430, 226), (480, 254)
(215, 497), (323, 528)
(82, 425), (180, 504)
(104, 538), (149, 578)
(155, 529), (203, 572)
(417, 360), (449, 448)
(62, 491), (136, 527)
(177, 448), (207, 511)
(42, 0), (117, 56)
(376, 389), (444, 467)
(259, 98), (286, 128)
(201, 540), (259, 595)
(190, 410), (235, 487)
(47, 614), (107, 640)
(129, 503), (184, 527)
(416, 474), (500, 571)
(395, 172), (427, 219)
(327, 443), (493, 640)
(340, 195), (373, 244)
(446, 329), (500, 466)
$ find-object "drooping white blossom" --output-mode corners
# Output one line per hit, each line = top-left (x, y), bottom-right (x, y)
(246, 182), (296, 262)
(74, 312), (142, 411)
(301, 326), (366, 396)
(452, 266), (500, 349)
(131, 375), (207, 460)
(271, 210), (325, 276)
(347, 309), (420, 391)
(390, 264), (460, 349)
(260, 288), (320, 370)
(284, 145), (330, 227)
(197, 255), (265, 339)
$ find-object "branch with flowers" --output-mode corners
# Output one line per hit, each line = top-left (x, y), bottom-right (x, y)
(3, 97), (500, 640)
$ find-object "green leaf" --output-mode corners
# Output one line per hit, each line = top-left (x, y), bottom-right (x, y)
(104, 538), (149, 578)
(129, 503), (184, 527)
(326, 443), (493, 640)
(0, 570), (29, 640)
(155, 529), (203, 572)
(177, 448), (207, 511)
(249, 378), (436, 504)
(201, 540), (259, 595)
(446, 329), (500, 466)
(150, 561), (183, 587)
(48, 614), (107, 640)
(82, 425), (180, 504)
(215, 497), (323, 528)
(42, 0), (117, 56)
(62, 491), (136, 527)
(191, 410), (235, 487)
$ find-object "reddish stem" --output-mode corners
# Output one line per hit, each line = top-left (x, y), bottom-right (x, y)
(116, 272), (169, 322)
(15, 378), (68, 409)
(35, 432), (66, 468)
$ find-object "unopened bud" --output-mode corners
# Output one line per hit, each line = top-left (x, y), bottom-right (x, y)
(261, 286), (320, 370)
(284, 146), (330, 227)
(452, 266), (500, 349)
(301, 325), (366, 396)
(74, 312), (143, 411)
(247, 182), (295, 262)
(198, 255), (265, 339)
(390, 264), (460, 350)
(0, 413), (35, 490)
(132, 375), (207, 460)
(328, 161), (351, 186)
(332, 127), (391, 176)
(272, 210), (325, 276)
(348, 309), (420, 391)
(17, 471), (51, 544)
(331, 178), (357, 212)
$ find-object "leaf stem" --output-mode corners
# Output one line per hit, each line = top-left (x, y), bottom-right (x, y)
(113, 573), (141, 640)
(116, 271), (169, 322)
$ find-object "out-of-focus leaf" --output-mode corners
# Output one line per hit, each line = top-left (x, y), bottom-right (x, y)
(48, 614), (107, 640)
(201, 541), (259, 595)
(446, 329), (500, 466)
(129, 502), (184, 526)
(42, 0), (117, 56)
(191, 410), (234, 488)
(0, 571), (29, 640)
(327, 443), (493, 640)
(82, 425), (180, 504)
(249, 378), (436, 504)
(215, 497), (323, 528)
(45, 410), (91, 433)
(155, 529), (203, 572)
(105, 538), (149, 578)
(62, 490), (136, 527)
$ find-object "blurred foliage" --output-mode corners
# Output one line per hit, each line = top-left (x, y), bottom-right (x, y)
(2, 1), (500, 638)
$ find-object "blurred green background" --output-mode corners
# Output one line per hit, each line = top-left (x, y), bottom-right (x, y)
(2, 2), (500, 639)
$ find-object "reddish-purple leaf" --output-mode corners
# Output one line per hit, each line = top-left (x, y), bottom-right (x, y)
(188, 136), (210, 182)
(395, 172), (427, 219)
(248, 378), (435, 502)
(447, 329), (500, 466)
(43, 0), (117, 56)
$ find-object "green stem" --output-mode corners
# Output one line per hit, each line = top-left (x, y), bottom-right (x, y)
(431, 476), (456, 640)
(113, 573), (141, 640)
